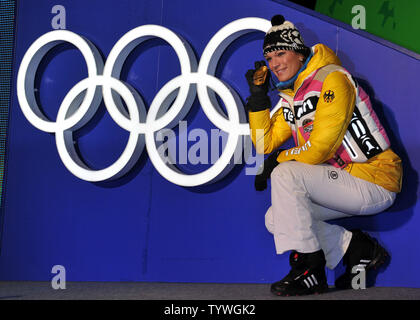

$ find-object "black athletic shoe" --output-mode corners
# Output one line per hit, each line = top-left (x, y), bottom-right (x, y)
(335, 229), (390, 290)
(271, 250), (329, 296)
(270, 251), (306, 292)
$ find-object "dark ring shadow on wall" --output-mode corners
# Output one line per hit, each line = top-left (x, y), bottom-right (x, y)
(32, 42), (144, 188)
(33, 42), (100, 131)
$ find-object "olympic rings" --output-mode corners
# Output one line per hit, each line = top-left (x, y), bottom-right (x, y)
(16, 18), (273, 186)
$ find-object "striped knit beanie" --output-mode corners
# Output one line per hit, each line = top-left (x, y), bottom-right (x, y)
(263, 15), (310, 58)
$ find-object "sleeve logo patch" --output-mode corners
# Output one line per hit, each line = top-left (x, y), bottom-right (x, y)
(323, 90), (335, 103)
(302, 118), (314, 133)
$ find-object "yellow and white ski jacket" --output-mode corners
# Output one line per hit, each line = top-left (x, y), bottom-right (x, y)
(249, 44), (402, 193)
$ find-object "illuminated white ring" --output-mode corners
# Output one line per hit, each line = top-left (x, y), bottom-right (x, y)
(145, 73), (241, 187)
(17, 30), (104, 133)
(55, 76), (144, 182)
(103, 24), (197, 133)
(197, 17), (272, 135)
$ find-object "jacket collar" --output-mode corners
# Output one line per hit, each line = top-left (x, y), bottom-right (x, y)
(279, 44), (342, 97)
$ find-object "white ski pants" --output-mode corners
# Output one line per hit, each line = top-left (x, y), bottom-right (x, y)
(265, 161), (396, 269)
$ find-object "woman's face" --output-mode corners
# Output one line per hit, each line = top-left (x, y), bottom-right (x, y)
(265, 50), (304, 82)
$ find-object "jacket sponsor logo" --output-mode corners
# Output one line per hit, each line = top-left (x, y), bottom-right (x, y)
(283, 107), (294, 123)
(285, 140), (312, 156)
(295, 96), (318, 120)
(348, 108), (382, 158)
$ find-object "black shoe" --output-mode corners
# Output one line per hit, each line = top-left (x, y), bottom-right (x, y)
(271, 250), (329, 296)
(270, 251), (306, 293)
(335, 229), (390, 290)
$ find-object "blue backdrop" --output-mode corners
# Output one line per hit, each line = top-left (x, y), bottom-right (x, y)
(1, 0), (419, 287)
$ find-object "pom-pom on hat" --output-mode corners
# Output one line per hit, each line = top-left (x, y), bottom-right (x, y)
(263, 14), (310, 58)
